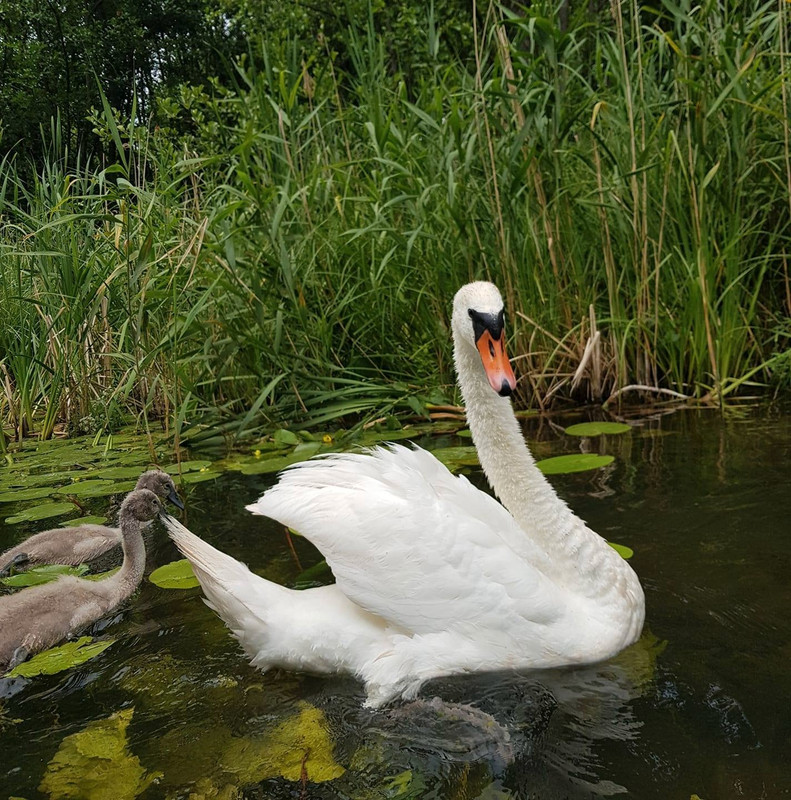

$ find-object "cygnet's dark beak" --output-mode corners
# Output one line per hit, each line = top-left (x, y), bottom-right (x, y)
(166, 488), (185, 511)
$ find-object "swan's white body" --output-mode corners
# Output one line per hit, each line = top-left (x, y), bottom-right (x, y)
(166, 283), (644, 706)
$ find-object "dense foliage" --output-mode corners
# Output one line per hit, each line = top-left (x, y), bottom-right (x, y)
(1, 0), (790, 447)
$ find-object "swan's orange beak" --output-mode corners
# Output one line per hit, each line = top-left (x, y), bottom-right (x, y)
(476, 330), (517, 397)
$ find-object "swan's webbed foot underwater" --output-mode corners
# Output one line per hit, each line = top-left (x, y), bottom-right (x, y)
(0, 553), (30, 578)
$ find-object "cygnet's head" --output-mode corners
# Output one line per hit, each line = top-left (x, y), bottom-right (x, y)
(452, 282), (516, 397)
(135, 469), (184, 510)
(120, 488), (162, 526)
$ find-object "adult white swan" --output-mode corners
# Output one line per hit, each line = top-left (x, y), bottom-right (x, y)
(165, 282), (644, 706)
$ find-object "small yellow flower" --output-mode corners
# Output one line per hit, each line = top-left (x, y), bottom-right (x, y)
(322, 434), (332, 444)
(254, 449), (262, 458)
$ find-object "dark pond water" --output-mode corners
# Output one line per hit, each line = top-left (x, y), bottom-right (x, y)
(1, 407), (790, 799)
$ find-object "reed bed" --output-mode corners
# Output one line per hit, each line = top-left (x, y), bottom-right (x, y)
(1, 0), (789, 443)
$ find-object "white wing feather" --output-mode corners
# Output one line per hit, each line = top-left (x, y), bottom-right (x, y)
(247, 444), (566, 640)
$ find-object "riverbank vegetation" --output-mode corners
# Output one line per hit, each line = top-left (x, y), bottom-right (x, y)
(1, 0), (790, 448)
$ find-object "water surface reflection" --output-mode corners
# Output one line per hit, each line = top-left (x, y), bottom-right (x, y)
(1, 407), (790, 797)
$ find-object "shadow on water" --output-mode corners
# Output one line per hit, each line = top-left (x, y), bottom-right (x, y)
(1, 406), (790, 798)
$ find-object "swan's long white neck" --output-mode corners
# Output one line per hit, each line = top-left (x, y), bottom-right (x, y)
(453, 332), (642, 615)
(453, 338), (570, 542)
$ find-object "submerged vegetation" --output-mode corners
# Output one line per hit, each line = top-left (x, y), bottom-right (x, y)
(1, 0), (790, 445)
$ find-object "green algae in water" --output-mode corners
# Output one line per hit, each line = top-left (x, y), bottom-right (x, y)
(153, 701), (344, 791)
(149, 559), (200, 589)
(39, 707), (159, 799)
(6, 636), (115, 678)
(564, 422), (631, 437)
(535, 454), (615, 475)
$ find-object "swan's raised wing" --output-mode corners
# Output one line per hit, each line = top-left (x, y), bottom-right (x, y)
(247, 444), (566, 637)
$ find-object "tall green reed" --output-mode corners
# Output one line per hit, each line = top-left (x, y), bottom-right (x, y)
(0, 0), (789, 444)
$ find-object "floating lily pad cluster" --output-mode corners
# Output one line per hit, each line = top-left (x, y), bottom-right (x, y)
(0, 430), (219, 526)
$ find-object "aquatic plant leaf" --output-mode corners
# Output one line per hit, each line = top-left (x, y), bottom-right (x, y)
(179, 470), (221, 484)
(354, 428), (423, 446)
(84, 567), (121, 582)
(149, 559), (199, 589)
(238, 451), (315, 475)
(5, 502), (75, 524)
(608, 541), (634, 559)
(1, 563), (89, 587)
(60, 516), (109, 527)
(0, 471), (73, 489)
(431, 446), (480, 471)
(294, 559), (333, 589)
(0, 487), (56, 502)
(163, 460), (214, 475)
(6, 636), (114, 678)
(253, 702), (345, 782)
(293, 441), (322, 457)
(273, 429), (300, 446)
(564, 422), (631, 437)
(38, 707), (159, 799)
(535, 454), (615, 475)
(54, 479), (115, 497)
(86, 466), (151, 480)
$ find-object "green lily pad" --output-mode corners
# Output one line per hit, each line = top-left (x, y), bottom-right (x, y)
(608, 541), (634, 559)
(54, 479), (115, 497)
(5, 636), (114, 678)
(272, 429), (300, 446)
(84, 567), (121, 581)
(239, 451), (317, 476)
(0, 471), (74, 489)
(163, 460), (214, 475)
(86, 466), (150, 480)
(535, 454), (615, 475)
(1, 563), (89, 587)
(354, 428), (422, 447)
(431, 446), (480, 471)
(293, 441), (322, 457)
(5, 502), (75, 524)
(0, 486), (56, 503)
(179, 470), (221, 484)
(564, 422), (631, 437)
(294, 559), (333, 589)
(149, 559), (200, 589)
(60, 515), (109, 527)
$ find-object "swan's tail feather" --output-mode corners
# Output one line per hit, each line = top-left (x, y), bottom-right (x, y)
(161, 515), (283, 656)
(162, 514), (245, 588)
